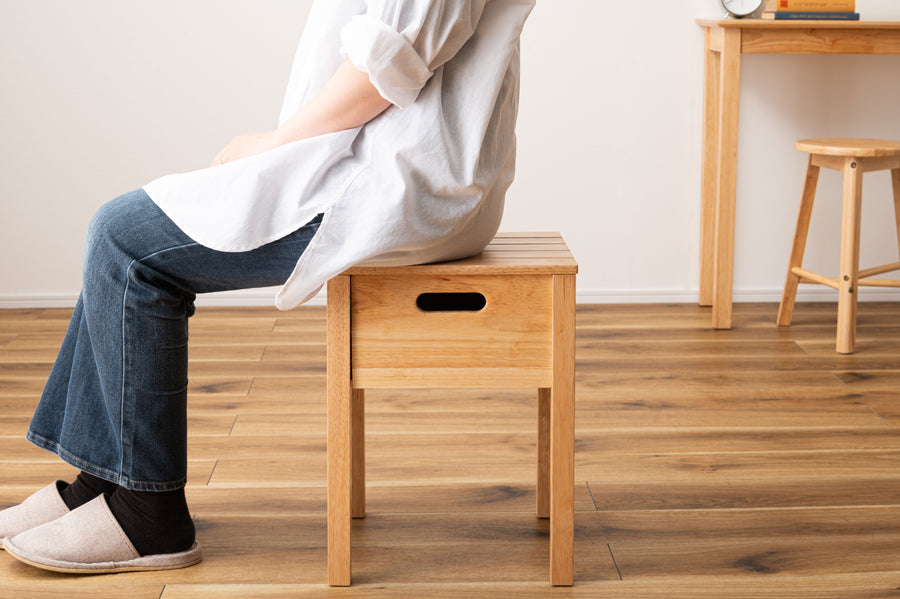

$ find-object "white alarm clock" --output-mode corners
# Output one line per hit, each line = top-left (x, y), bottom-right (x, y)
(719, 0), (763, 18)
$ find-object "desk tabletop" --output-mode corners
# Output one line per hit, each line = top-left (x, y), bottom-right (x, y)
(697, 18), (900, 29)
(697, 18), (900, 54)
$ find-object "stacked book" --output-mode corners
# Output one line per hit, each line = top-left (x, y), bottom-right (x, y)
(760, 0), (859, 20)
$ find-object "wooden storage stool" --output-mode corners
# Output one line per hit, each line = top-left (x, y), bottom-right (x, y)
(777, 138), (900, 354)
(325, 232), (578, 586)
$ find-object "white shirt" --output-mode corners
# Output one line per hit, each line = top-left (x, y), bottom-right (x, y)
(143, 0), (534, 309)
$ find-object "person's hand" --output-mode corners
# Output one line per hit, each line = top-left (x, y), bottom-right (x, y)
(212, 131), (282, 166)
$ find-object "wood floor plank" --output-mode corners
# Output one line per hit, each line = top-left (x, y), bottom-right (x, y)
(187, 483), (595, 516)
(230, 412), (543, 435)
(580, 339), (809, 358)
(0, 585), (165, 599)
(577, 449), (900, 482)
(577, 368), (849, 388)
(0, 413), (235, 437)
(0, 362), (52, 378)
(193, 429), (900, 465)
(611, 535), (900, 579)
(187, 377), (253, 395)
(834, 370), (900, 391)
(0, 461), (217, 495)
(0, 395), (41, 415)
(0, 333), (18, 346)
(574, 405), (889, 430)
(160, 576), (900, 599)
(187, 360), (324, 377)
(227, 404), (892, 436)
(0, 437), (60, 461)
(593, 506), (900, 540)
(589, 478), (900, 510)
(0, 415), (43, 435)
(577, 428), (900, 453)
(0, 379), (45, 395)
(795, 338), (900, 357)
(583, 353), (900, 372)
(863, 394), (900, 427)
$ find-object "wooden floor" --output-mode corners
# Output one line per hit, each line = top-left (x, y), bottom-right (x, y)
(1, 302), (900, 598)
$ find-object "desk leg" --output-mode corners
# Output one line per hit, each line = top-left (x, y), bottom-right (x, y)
(699, 29), (721, 308)
(711, 28), (742, 330)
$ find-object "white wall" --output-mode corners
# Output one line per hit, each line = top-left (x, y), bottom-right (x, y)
(2, 1), (899, 307)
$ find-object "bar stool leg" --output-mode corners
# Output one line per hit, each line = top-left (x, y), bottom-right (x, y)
(327, 276), (352, 586)
(537, 388), (550, 519)
(892, 169), (900, 257)
(837, 158), (864, 354)
(550, 274), (575, 586)
(778, 156), (820, 326)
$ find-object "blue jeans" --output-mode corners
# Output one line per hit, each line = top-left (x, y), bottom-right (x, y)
(27, 189), (322, 491)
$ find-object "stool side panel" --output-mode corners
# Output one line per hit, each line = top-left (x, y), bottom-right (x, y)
(350, 274), (553, 388)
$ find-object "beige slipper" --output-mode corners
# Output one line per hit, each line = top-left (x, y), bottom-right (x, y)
(0, 482), (70, 545)
(3, 495), (202, 573)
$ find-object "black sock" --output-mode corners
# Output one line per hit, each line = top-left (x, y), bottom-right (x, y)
(59, 472), (119, 511)
(106, 486), (195, 556)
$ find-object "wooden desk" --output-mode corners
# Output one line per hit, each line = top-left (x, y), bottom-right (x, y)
(696, 19), (900, 329)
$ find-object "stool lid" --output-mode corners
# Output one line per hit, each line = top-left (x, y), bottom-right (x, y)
(343, 232), (578, 275)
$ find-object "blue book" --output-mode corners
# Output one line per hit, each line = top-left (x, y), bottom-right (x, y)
(761, 11), (860, 20)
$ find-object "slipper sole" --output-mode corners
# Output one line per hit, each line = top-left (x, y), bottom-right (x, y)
(3, 539), (202, 574)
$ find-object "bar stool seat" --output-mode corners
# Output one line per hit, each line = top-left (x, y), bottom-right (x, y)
(777, 138), (900, 354)
(325, 232), (578, 586)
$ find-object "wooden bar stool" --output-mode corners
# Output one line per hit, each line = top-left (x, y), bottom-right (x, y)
(777, 138), (900, 354)
(325, 232), (577, 586)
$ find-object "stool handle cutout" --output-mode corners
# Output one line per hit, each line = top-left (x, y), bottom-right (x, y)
(416, 292), (486, 312)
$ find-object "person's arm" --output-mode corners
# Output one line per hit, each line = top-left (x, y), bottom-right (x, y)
(212, 59), (391, 166)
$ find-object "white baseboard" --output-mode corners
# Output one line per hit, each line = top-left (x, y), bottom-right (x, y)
(578, 287), (900, 305)
(2, 285), (898, 310)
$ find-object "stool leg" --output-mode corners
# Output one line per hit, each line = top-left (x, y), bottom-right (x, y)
(327, 276), (352, 586)
(351, 389), (366, 519)
(537, 388), (550, 519)
(550, 274), (575, 586)
(892, 169), (900, 258)
(777, 156), (820, 327)
(837, 158), (863, 354)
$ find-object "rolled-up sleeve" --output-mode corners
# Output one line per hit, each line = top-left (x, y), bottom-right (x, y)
(340, 0), (487, 108)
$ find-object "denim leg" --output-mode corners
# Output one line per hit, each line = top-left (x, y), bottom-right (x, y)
(28, 189), (322, 491)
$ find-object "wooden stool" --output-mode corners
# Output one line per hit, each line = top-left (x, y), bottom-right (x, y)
(777, 138), (900, 354)
(325, 232), (578, 586)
